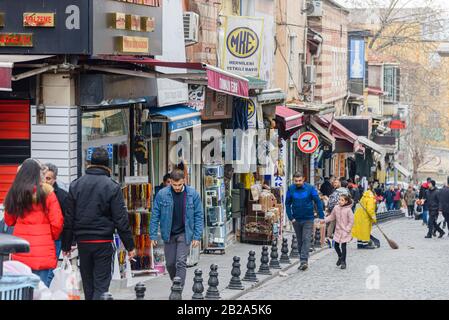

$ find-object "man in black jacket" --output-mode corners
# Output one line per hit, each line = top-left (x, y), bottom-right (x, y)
(44, 163), (69, 284)
(440, 176), (449, 234)
(425, 180), (444, 238)
(62, 148), (135, 300)
(320, 177), (334, 197)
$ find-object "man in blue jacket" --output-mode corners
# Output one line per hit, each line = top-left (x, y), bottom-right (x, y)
(150, 169), (203, 293)
(285, 172), (325, 271)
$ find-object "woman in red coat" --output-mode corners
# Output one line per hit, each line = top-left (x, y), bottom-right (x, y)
(4, 158), (64, 287)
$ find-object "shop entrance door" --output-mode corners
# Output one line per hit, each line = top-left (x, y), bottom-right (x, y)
(0, 100), (31, 204)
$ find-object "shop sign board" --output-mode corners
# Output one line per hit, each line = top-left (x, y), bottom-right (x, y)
(23, 13), (56, 28)
(0, 33), (33, 47)
(297, 132), (319, 154)
(0, 1), (90, 54)
(187, 84), (206, 111)
(0, 0), (162, 55)
(221, 16), (264, 77)
(169, 115), (201, 133)
(206, 68), (249, 98)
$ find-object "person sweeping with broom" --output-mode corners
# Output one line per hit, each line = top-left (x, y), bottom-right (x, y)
(352, 184), (379, 249)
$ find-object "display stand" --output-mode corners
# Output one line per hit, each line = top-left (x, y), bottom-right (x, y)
(122, 178), (159, 277)
(203, 165), (227, 254)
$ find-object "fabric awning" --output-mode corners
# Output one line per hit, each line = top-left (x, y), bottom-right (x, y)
(149, 105), (201, 133)
(275, 106), (304, 131)
(310, 118), (336, 149)
(357, 136), (386, 156)
(95, 56), (249, 98)
(313, 115), (365, 154)
(394, 162), (412, 178)
(0, 55), (54, 91)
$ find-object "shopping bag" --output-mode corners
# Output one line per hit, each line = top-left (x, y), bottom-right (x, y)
(49, 257), (81, 300)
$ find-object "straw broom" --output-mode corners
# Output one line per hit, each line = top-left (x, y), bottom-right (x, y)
(359, 203), (399, 250)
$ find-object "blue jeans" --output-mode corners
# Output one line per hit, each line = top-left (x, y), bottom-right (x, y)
(423, 210), (429, 225)
(387, 202), (395, 211)
(47, 240), (62, 286)
(32, 269), (51, 287)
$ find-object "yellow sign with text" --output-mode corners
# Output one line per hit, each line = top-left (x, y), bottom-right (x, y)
(116, 36), (149, 53)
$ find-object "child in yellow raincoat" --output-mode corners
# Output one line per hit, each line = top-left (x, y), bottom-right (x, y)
(352, 187), (379, 249)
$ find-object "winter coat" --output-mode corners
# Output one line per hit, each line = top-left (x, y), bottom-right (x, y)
(350, 185), (361, 204)
(393, 190), (401, 201)
(4, 183), (64, 270)
(439, 186), (449, 213)
(352, 190), (377, 242)
(61, 166), (134, 252)
(327, 187), (350, 213)
(285, 183), (325, 221)
(404, 190), (416, 206)
(150, 185), (204, 245)
(385, 190), (395, 204)
(426, 188), (440, 213)
(325, 203), (354, 243)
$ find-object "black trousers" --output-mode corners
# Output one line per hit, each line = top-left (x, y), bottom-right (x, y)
(334, 242), (347, 262)
(427, 212), (444, 236)
(78, 242), (115, 300)
(407, 205), (414, 217)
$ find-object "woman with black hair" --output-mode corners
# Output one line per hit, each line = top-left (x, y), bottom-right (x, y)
(4, 158), (64, 287)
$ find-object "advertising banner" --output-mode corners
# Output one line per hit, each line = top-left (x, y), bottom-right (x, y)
(349, 39), (365, 79)
(222, 16), (264, 77)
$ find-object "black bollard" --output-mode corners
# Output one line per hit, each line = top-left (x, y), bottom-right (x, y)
(242, 251), (259, 282)
(192, 269), (205, 300)
(135, 282), (146, 300)
(169, 277), (183, 300)
(314, 227), (321, 248)
(257, 246), (272, 275)
(269, 240), (281, 269)
(279, 238), (291, 264)
(205, 264), (220, 300)
(227, 257), (244, 290)
(290, 234), (300, 259)
(100, 292), (113, 300)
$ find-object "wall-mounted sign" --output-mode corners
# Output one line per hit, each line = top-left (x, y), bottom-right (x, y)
(116, 35), (149, 53)
(349, 39), (365, 79)
(141, 16), (155, 32)
(126, 14), (141, 31)
(297, 131), (319, 154)
(188, 84), (205, 111)
(23, 13), (55, 27)
(108, 12), (126, 30)
(0, 13), (5, 27)
(0, 33), (33, 47)
(222, 16), (264, 77)
(115, 0), (161, 6)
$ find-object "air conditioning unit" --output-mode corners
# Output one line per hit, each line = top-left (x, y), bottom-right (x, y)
(183, 12), (199, 46)
(304, 65), (316, 84)
(304, 0), (323, 17)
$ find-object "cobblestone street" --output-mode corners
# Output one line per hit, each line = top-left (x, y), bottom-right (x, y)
(238, 217), (449, 300)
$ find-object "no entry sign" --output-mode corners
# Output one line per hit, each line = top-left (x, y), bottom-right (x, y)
(297, 131), (319, 154)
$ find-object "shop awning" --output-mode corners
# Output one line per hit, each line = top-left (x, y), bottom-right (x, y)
(149, 105), (201, 133)
(310, 118), (336, 149)
(275, 106), (304, 131)
(313, 115), (365, 154)
(0, 55), (54, 91)
(93, 56), (249, 98)
(394, 162), (412, 178)
(357, 136), (386, 156)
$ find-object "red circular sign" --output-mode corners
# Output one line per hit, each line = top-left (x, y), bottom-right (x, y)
(297, 132), (319, 154)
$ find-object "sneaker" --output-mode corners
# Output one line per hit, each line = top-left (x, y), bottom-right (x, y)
(340, 262), (346, 270)
(336, 258), (342, 266)
(425, 234), (432, 239)
(438, 231), (445, 238)
(298, 262), (308, 271)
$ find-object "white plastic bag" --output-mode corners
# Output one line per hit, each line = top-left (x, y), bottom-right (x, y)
(49, 257), (81, 300)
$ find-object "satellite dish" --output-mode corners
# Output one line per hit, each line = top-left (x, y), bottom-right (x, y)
(303, 1), (315, 15)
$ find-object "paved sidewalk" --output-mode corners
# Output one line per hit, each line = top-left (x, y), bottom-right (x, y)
(110, 230), (326, 300)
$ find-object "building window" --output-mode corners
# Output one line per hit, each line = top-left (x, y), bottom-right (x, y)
(384, 65), (400, 103)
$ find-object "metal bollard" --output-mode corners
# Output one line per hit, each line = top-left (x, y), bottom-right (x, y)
(135, 282), (146, 300)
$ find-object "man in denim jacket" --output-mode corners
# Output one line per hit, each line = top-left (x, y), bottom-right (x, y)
(150, 169), (203, 291)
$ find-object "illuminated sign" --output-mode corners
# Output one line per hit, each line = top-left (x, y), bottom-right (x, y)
(116, 35), (149, 53)
(23, 13), (55, 27)
(0, 13), (5, 27)
(0, 33), (33, 47)
(108, 12), (126, 30)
